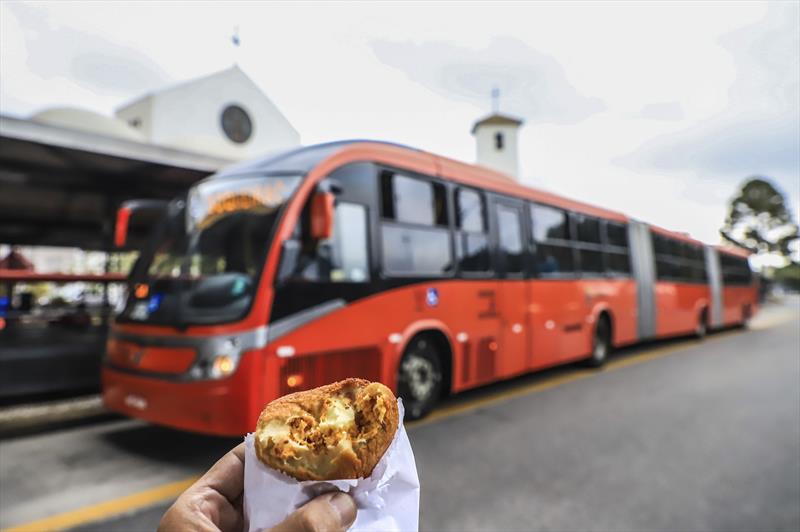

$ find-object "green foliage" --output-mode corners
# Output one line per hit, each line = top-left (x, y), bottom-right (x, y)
(721, 177), (798, 263)
(28, 282), (54, 302)
(773, 263), (800, 291)
(108, 251), (139, 274)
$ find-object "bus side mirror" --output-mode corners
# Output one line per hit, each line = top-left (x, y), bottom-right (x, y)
(114, 206), (132, 248)
(310, 191), (335, 240)
(114, 199), (170, 249)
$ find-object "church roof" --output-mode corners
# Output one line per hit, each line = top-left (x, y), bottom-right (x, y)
(115, 65), (260, 114)
(31, 107), (145, 142)
(471, 113), (524, 134)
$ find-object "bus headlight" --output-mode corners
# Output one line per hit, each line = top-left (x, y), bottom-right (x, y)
(190, 338), (242, 380)
(209, 354), (237, 379)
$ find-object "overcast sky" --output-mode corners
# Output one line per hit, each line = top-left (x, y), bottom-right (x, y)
(1, 1), (798, 256)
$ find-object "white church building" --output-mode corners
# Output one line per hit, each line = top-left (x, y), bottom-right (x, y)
(31, 65), (300, 162)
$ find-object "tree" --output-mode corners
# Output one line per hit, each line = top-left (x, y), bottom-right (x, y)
(720, 177), (799, 265)
(773, 263), (800, 292)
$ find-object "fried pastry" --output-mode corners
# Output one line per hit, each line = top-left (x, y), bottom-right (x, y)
(254, 378), (399, 481)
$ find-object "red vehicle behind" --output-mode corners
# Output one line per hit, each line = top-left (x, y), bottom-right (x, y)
(103, 141), (758, 435)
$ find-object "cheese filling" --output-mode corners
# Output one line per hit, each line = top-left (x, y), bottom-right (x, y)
(257, 421), (291, 447)
(320, 397), (355, 428)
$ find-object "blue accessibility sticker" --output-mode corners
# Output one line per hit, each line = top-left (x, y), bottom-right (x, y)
(426, 287), (439, 307)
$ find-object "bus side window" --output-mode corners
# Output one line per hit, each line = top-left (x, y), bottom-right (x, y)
(380, 171), (453, 276)
(605, 221), (631, 276)
(721, 254), (752, 285)
(530, 204), (574, 276)
(497, 204), (524, 274)
(654, 234), (677, 281)
(653, 233), (706, 284)
(606, 222), (629, 248)
(288, 201), (370, 283)
(278, 162), (376, 284)
(576, 215), (602, 244)
(383, 173), (447, 227)
(455, 187), (490, 273)
(329, 203), (370, 282)
(573, 214), (604, 276)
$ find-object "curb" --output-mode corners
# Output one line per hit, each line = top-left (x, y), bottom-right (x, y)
(0, 395), (111, 437)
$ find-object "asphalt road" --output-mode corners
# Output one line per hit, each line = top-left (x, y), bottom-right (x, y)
(1, 299), (798, 532)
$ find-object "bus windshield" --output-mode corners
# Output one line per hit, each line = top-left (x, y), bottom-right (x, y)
(119, 174), (303, 326)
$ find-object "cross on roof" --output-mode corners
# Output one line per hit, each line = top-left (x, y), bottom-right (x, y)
(491, 87), (500, 113)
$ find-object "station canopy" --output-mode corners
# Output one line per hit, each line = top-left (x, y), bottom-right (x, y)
(0, 114), (233, 250)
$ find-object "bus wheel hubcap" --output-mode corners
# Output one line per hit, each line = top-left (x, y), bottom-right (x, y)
(402, 354), (437, 401)
(594, 336), (606, 360)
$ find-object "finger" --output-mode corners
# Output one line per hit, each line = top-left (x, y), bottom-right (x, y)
(270, 492), (357, 532)
(197, 443), (246, 504)
(208, 490), (243, 532)
(159, 492), (219, 532)
(231, 442), (245, 462)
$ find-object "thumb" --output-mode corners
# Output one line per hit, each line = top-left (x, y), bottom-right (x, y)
(270, 492), (357, 532)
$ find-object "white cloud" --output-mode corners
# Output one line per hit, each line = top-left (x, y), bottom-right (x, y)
(0, 0), (796, 252)
(616, 3), (799, 205)
(8, 2), (170, 94)
(636, 102), (685, 122)
(370, 37), (605, 124)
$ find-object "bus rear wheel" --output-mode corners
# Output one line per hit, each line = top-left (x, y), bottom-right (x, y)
(740, 305), (752, 328)
(695, 309), (708, 339)
(398, 335), (443, 420)
(586, 316), (611, 368)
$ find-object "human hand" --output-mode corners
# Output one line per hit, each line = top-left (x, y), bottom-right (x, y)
(159, 443), (357, 532)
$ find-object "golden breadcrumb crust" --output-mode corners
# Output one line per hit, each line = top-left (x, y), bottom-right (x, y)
(254, 378), (399, 481)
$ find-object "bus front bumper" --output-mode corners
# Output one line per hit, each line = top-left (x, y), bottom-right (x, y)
(102, 361), (259, 436)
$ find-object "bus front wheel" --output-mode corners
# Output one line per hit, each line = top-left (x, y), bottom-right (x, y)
(398, 335), (443, 420)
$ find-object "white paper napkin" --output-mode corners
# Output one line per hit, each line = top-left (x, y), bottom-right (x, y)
(243, 400), (420, 531)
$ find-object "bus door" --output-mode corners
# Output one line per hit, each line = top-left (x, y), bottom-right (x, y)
(453, 185), (501, 388)
(270, 163), (378, 378)
(492, 197), (530, 378)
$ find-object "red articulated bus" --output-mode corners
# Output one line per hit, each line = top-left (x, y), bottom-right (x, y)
(103, 141), (758, 435)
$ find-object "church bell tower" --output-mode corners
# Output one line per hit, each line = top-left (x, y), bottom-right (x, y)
(471, 88), (524, 179)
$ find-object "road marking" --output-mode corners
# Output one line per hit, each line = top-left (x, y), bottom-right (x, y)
(2, 477), (198, 532)
(5, 313), (794, 531)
